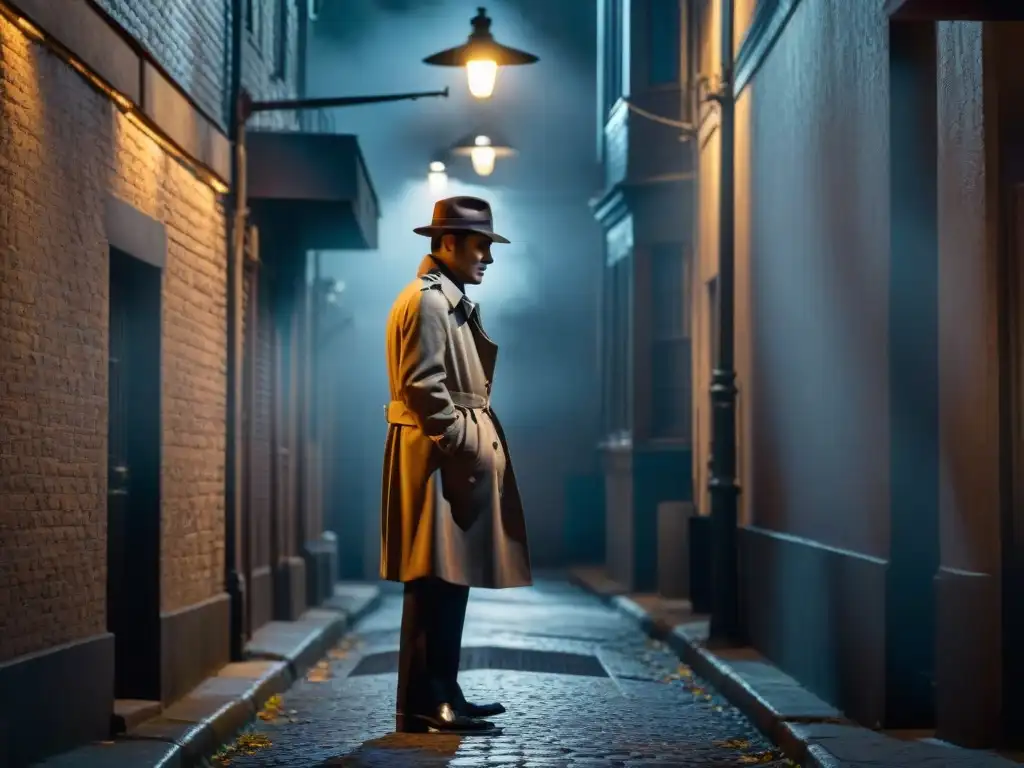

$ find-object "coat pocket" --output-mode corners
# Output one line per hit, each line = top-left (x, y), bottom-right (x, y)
(439, 409), (496, 515)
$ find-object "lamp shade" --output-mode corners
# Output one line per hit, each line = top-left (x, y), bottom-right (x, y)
(423, 7), (539, 99)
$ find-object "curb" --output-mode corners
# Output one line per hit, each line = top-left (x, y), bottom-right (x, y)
(35, 586), (384, 768)
(569, 573), (1024, 768)
(568, 573), (840, 768)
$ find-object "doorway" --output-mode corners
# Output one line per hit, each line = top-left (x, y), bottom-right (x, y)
(107, 246), (162, 701)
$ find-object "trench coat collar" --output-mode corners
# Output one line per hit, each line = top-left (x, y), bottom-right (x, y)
(416, 254), (478, 318)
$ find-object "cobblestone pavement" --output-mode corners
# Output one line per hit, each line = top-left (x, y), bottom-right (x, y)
(210, 579), (793, 767)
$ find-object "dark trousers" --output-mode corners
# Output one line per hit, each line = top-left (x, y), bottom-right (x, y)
(397, 577), (470, 715)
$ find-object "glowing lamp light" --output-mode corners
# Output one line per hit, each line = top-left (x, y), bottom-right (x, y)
(423, 7), (539, 100)
(470, 136), (496, 176)
(451, 134), (515, 178)
(466, 59), (499, 99)
(428, 161), (448, 193)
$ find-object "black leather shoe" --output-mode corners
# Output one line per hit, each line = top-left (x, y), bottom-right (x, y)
(396, 703), (498, 734)
(456, 700), (506, 718)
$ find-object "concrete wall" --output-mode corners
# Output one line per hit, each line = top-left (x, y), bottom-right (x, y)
(741, 0), (892, 554)
(691, 0), (1010, 741)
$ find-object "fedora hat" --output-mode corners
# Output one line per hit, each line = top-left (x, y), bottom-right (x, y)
(413, 196), (510, 244)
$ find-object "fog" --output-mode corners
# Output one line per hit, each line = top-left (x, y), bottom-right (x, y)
(307, 0), (603, 575)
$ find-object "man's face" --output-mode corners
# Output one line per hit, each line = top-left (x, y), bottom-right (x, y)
(440, 233), (493, 285)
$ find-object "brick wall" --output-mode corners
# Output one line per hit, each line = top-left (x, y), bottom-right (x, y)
(109, 118), (228, 616)
(95, 0), (229, 123)
(0, 21), (108, 662)
(242, 262), (273, 575)
(242, 0), (301, 131)
(94, 0), (301, 130)
(0, 13), (229, 662)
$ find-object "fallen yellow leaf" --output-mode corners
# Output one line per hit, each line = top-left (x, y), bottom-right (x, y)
(738, 750), (777, 764)
(714, 738), (751, 749)
(237, 733), (272, 750)
(212, 730), (274, 765)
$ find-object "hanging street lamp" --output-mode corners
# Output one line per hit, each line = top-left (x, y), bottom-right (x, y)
(428, 160), (449, 193)
(451, 133), (516, 177)
(423, 7), (539, 99)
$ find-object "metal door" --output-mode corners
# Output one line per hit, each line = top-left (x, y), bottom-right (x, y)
(107, 247), (161, 702)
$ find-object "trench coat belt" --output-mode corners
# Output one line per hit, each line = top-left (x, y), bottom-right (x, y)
(384, 392), (490, 427)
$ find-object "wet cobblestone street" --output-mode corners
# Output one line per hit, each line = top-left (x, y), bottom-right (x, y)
(212, 579), (792, 767)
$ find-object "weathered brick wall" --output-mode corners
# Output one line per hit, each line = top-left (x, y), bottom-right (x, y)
(241, 264), (273, 575)
(109, 120), (228, 616)
(0, 14), (228, 661)
(94, 0), (229, 123)
(0, 20), (108, 662)
(94, 0), (301, 130)
(242, 0), (301, 132)
(252, 274), (274, 571)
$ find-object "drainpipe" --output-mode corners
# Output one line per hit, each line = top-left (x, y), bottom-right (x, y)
(225, 0), (248, 661)
(707, 0), (741, 644)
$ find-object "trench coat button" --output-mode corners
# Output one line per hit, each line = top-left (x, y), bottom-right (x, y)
(492, 441), (499, 450)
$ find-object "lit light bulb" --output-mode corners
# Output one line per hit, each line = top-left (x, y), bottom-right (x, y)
(466, 59), (498, 99)
(469, 136), (496, 177)
(428, 161), (448, 193)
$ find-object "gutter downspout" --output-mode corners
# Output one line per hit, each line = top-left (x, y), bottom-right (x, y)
(225, 0), (248, 661)
(708, 0), (741, 644)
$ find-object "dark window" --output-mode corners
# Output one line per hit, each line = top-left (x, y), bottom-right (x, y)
(604, 253), (633, 436)
(649, 244), (691, 439)
(604, 0), (624, 116)
(245, 0), (261, 45)
(648, 0), (680, 85)
(273, 0), (288, 79)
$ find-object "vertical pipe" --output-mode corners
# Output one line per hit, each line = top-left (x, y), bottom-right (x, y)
(225, 0), (248, 660)
(242, 261), (258, 639)
(268, 270), (282, 617)
(708, 0), (740, 643)
(596, 0), (606, 161)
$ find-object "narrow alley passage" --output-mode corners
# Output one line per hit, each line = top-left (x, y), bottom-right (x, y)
(211, 578), (790, 767)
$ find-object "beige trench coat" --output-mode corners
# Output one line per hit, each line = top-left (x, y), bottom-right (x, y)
(379, 255), (532, 589)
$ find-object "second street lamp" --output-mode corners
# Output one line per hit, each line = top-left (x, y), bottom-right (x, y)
(424, 7), (539, 99)
(428, 160), (449, 193)
(451, 133), (515, 177)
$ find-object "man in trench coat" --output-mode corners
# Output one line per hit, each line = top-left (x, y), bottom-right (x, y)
(381, 195), (532, 734)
